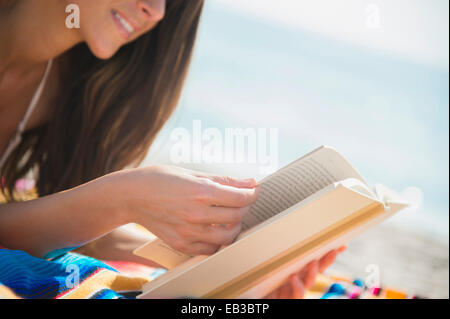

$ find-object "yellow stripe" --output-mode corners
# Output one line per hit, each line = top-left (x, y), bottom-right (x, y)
(61, 269), (149, 299)
(0, 285), (20, 299)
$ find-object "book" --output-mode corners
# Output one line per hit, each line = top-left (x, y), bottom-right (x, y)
(133, 145), (409, 299)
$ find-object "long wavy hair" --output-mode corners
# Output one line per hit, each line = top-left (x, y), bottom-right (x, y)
(1, 0), (204, 201)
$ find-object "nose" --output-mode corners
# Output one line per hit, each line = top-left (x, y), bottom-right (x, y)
(137, 0), (166, 23)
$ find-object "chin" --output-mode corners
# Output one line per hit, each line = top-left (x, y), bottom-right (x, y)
(87, 40), (120, 60)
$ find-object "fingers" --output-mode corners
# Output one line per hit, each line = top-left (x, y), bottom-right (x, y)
(318, 249), (338, 273)
(278, 282), (292, 299)
(203, 175), (259, 189)
(178, 225), (240, 255)
(316, 247), (344, 273)
(264, 289), (279, 299)
(193, 223), (242, 246)
(180, 242), (220, 256)
(289, 274), (306, 299)
(303, 260), (319, 289)
(338, 245), (347, 253)
(265, 263), (316, 300)
(160, 226), (221, 256)
(169, 223), (241, 255)
(184, 206), (250, 225)
(204, 180), (260, 208)
(263, 249), (344, 300)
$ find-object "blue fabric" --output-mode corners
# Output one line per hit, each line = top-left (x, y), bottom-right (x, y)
(44, 246), (81, 260)
(0, 248), (126, 299)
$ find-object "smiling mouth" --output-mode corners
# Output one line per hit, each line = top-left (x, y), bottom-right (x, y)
(112, 9), (135, 38)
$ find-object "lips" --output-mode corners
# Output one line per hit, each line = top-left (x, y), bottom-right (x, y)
(112, 9), (136, 39)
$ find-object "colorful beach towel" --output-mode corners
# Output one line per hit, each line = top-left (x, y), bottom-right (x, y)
(0, 247), (417, 299)
(0, 248), (153, 299)
(0, 179), (160, 299)
(304, 273), (418, 299)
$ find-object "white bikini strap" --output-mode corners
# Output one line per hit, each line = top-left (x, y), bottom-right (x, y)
(18, 59), (53, 135)
(0, 59), (53, 172)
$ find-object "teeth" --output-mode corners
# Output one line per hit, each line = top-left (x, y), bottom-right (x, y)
(113, 11), (134, 34)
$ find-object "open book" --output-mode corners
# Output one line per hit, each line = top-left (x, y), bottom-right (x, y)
(134, 146), (409, 299)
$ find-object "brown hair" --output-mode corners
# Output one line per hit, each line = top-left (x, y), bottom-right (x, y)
(1, 0), (205, 201)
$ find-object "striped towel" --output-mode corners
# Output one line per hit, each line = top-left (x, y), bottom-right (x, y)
(0, 247), (418, 299)
(0, 181), (159, 299)
(0, 248), (152, 299)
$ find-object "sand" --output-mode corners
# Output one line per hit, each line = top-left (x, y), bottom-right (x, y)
(326, 223), (449, 298)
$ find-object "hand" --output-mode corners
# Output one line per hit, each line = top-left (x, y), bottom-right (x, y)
(265, 246), (346, 299)
(109, 165), (259, 256)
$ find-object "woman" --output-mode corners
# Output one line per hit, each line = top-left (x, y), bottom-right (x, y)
(0, 0), (342, 299)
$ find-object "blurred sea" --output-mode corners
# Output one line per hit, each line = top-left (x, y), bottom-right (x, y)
(143, 1), (449, 244)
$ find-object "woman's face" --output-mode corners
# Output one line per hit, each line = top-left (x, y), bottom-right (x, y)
(69, 0), (166, 59)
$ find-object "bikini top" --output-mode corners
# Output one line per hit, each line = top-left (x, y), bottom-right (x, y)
(0, 59), (53, 172)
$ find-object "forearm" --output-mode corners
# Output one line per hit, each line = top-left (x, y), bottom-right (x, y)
(75, 224), (165, 268)
(0, 175), (128, 258)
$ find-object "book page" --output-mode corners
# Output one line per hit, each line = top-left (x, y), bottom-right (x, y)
(135, 146), (365, 267)
(140, 184), (387, 298)
(242, 146), (366, 230)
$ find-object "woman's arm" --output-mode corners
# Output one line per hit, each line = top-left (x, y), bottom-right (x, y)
(0, 165), (258, 259)
(0, 175), (127, 258)
(75, 224), (165, 268)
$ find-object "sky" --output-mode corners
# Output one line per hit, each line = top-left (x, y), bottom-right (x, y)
(214, 0), (449, 69)
(143, 0), (449, 242)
